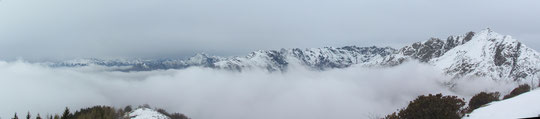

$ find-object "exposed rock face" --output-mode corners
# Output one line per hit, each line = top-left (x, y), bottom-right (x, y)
(52, 29), (540, 83)
(399, 32), (474, 62)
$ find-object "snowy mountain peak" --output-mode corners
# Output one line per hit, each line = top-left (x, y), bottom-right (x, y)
(473, 28), (516, 43)
(431, 29), (540, 82)
(479, 28), (493, 34)
(186, 53), (220, 65)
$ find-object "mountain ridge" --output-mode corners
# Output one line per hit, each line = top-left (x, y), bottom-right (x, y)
(50, 29), (540, 84)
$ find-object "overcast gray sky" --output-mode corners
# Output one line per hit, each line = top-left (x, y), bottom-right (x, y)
(0, 0), (539, 59)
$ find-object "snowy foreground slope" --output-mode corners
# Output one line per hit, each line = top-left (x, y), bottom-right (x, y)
(128, 108), (170, 119)
(464, 89), (540, 119)
(51, 29), (540, 84)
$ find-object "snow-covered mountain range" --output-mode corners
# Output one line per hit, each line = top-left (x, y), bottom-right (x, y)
(51, 29), (540, 83)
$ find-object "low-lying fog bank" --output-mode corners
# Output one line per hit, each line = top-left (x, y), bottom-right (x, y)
(0, 60), (518, 119)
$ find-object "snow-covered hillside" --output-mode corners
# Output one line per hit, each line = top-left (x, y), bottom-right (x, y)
(128, 108), (170, 119)
(50, 29), (540, 84)
(464, 89), (540, 119)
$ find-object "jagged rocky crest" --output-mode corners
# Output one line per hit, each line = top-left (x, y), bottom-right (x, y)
(52, 29), (540, 83)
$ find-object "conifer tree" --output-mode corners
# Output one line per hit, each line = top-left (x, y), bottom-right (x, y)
(60, 107), (71, 119)
(26, 112), (31, 119)
(13, 113), (19, 119)
(36, 113), (42, 119)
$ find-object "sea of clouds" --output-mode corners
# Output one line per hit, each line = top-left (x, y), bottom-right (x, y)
(0, 60), (518, 119)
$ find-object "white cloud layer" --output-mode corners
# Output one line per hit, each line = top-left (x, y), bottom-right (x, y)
(0, 60), (518, 119)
